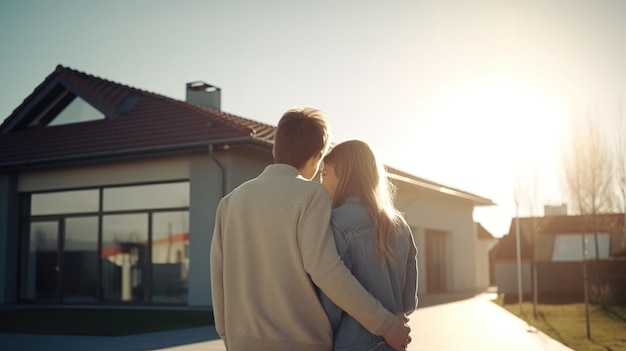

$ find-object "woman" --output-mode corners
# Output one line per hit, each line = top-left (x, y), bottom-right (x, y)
(319, 140), (418, 351)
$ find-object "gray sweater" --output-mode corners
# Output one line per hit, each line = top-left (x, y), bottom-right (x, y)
(211, 164), (398, 351)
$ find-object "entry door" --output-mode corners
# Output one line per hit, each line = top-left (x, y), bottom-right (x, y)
(425, 229), (447, 293)
(22, 220), (61, 302)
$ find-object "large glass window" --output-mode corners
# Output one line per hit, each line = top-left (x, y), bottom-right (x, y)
(21, 181), (190, 305)
(152, 211), (189, 304)
(48, 96), (105, 126)
(31, 189), (99, 215)
(21, 221), (59, 301)
(101, 214), (148, 302)
(63, 217), (98, 303)
(103, 182), (189, 211)
(552, 233), (611, 261)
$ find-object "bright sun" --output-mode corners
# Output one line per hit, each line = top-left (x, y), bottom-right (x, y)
(438, 74), (571, 233)
(442, 74), (568, 172)
(418, 74), (569, 215)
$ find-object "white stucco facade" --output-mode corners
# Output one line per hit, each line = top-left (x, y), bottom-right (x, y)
(394, 182), (490, 296)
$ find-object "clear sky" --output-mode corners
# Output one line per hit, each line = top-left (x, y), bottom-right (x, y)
(1, 0), (625, 237)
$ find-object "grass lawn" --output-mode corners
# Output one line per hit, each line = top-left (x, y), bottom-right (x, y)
(0, 308), (214, 336)
(494, 298), (626, 351)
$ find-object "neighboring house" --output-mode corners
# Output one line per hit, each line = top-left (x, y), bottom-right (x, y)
(490, 205), (625, 301)
(0, 65), (494, 307)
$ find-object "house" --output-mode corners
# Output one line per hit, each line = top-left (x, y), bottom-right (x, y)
(490, 205), (625, 302)
(0, 65), (494, 307)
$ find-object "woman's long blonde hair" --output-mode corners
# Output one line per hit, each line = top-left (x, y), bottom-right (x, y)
(324, 140), (402, 266)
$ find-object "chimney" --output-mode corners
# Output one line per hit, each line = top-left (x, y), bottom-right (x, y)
(544, 204), (567, 216)
(186, 81), (221, 111)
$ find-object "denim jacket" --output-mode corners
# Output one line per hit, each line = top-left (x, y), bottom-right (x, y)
(319, 196), (418, 351)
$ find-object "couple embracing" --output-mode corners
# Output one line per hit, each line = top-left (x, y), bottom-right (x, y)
(211, 107), (418, 351)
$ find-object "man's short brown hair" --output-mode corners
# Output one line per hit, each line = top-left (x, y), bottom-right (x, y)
(273, 107), (330, 170)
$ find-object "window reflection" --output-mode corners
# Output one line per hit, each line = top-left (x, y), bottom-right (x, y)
(31, 190), (98, 215)
(63, 217), (98, 303)
(152, 211), (189, 303)
(23, 181), (191, 305)
(551, 233), (611, 261)
(101, 214), (148, 302)
(103, 182), (189, 211)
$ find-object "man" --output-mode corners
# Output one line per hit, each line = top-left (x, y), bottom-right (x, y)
(211, 107), (411, 351)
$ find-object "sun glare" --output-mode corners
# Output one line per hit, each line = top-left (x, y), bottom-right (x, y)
(444, 74), (567, 167)
(422, 74), (569, 219)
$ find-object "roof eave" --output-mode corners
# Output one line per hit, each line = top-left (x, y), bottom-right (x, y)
(0, 136), (271, 172)
(388, 172), (496, 206)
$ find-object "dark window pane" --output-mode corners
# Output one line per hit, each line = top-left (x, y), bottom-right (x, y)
(103, 182), (189, 211)
(151, 211), (189, 304)
(31, 190), (99, 215)
(63, 217), (98, 303)
(21, 221), (58, 301)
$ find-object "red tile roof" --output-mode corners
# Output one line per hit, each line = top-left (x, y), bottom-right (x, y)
(0, 65), (275, 169)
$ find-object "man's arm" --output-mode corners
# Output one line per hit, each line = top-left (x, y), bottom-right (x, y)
(299, 189), (410, 350)
(210, 198), (227, 345)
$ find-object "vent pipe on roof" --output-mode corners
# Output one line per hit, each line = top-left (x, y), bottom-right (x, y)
(186, 81), (221, 111)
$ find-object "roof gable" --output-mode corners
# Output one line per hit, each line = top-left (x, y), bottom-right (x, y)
(0, 65), (275, 170)
(2, 72), (116, 133)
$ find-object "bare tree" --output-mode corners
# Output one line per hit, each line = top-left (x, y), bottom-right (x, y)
(515, 171), (541, 218)
(561, 109), (617, 336)
(613, 101), (626, 249)
(563, 110), (617, 216)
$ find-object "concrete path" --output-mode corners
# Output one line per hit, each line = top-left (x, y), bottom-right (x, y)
(0, 293), (574, 351)
(407, 292), (574, 351)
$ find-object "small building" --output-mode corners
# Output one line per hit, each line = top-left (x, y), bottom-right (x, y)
(491, 207), (625, 301)
(0, 65), (494, 307)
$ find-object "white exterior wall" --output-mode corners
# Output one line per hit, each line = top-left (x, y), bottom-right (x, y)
(188, 153), (222, 307)
(395, 185), (478, 295)
(18, 156), (191, 191)
(191, 147), (272, 306)
(474, 234), (498, 290)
